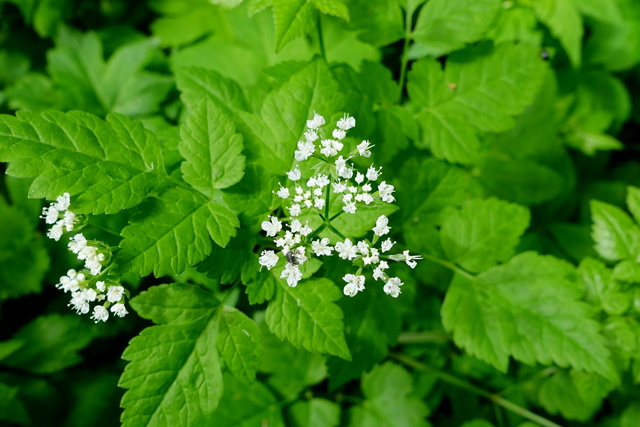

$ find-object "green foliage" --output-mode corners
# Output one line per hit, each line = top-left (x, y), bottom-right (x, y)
(1, 0), (640, 426)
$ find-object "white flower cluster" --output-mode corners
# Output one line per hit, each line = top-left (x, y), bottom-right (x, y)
(42, 193), (128, 322)
(258, 113), (422, 298)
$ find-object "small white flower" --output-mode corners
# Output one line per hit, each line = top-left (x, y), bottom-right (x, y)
(259, 250), (279, 270)
(343, 202), (357, 214)
(355, 172), (365, 184)
(372, 215), (391, 236)
(91, 305), (109, 322)
(107, 286), (125, 303)
(276, 185), (290, 199)
(335, 238), (358, 260)
(70, 293), (90, 314)
(342, 273), (365, 297)
(332, 128), (346, 140)
(342, 193), (353, 203)
(381, 238), (395, 252)
(383, 277), (403, 298)
(68, 233), (87, 254)
(314, 197), (326, 210)
(54, 193), (71, 211)
(357, 241), (370, 255)
(311, 238), (333, 256)
(335, 156), (353, 179)
(42, 206), (59, 224)
(320, 139), (343, 157)
(96, 281), (106, 292)
(357, 193), (374, 205)
(78, 245), (97, 261)
(362, 183), (372, 192)
(363, 248), (380, 265)
(378, 181), (395, 203)
(357, 140), (373, 157)
(300, 224), (312, 236)
(366, 166), (381, 181)
(261, 216), (282, 237)
(290, 219), (302, 233)
(390, 251), (423, 269)
(333, 181), (347, 194)
(373, 266), (386, 281)
(286, 166), (301, 181)
(295, 140), (315, 161)
(63, 211), (76, 232)
(289, 204), (302, 216)
(47, 221), (64, 241)
(315, 174), (330, 187)
(280, 263), (303, 287)
(307, 112), (325, 129)
(304, 129), (319, 142)
(111, 303), (128, 317)
(313, 188), (324, 197)
(337, 115), (356, 130)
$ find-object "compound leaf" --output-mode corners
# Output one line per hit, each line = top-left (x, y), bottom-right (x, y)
(117, 187), (239, 277)
(442, 252), (617, 382)
(217, 305), (263, 384)
(0, 110), (165, 214)
(590, 199), (640, 262)
(266, 278), (351, 360)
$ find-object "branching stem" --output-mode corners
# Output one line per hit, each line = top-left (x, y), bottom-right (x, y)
(420, 253), (475, 280)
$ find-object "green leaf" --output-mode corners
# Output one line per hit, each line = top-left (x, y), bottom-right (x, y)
(412, 0), (501, 57)
(532, 0), (583, 66)
(0, 382), (29, 425)
(485, 4), (542, 45)
(408, 43), (546, 164)
(289, 398), (340, 427)
(345, 0), (403, 47)
(0, 314), (95, 374)
(48, 27), (172, 116)
(441, 252), (617, 381)
(440, 198), (530, 273)
(461, 421), (495, 427)
(266, 278), (351, 360)
(120, 284), (224, 426)
(572, 0), (623, 22)
(200, 373), (285, 426)
(535, 370), (614, 421)
(348, 362), (430, 427)
(626, 186), (640, 224)
(180, 98), (246, 195)
(579, 257), (630, 315)
(590, 200), (640, 262)
(0, 110), (166, 214)
(217, 305), (263, 383)
(565, 131), (623, 156)
(327, 290), (400, 388)
(584, 0), (640, 71)
(175, 66), (250, 115)
(4, 72), (59, 111)
(117, 187), (239, 277)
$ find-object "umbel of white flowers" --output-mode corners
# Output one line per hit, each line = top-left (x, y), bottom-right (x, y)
(258, 113), (422, 298)
(41, 193), (128, 322)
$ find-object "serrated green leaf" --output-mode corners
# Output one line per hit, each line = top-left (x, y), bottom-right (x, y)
(327, 290), (400, 388)
(349, 362), (430, 427)
(408, 43), (546, 164)
(48, 27), (172, 116)
(0, 110), (166, 214)
(412, 0), (501, 57)
(440, 198), (530, 273)
(590, 200), (640, 262)
(290, 398), (340, 427)
(175, 66), (250, 115)
(442, 252), (617, 381)
(180, 98), (245, 195)
(117, 187), (239, 277)
(266, 278), (351, 360)
(217, 305), (263, 383)
(1, 314), (95, 374)
(532, 0), (583, 66)
(120, 284), (224, 426)
(485, 4), (542, 45)
(4, 72), (59, 111)
(312, 0), (348, 19)
(536, 370), (614, 421)
(270, 0), (316, 52)
(200, 372), (285, 426)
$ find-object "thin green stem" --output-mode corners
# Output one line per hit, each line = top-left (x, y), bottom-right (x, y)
(88, 222), (121, 237)
(397, 330), (451, 344)
(397, 0), (414, 102)
(307, 223), (327, 240)
(317, 12), (327, 62)
(324, 180), (331, 219)
(421, 253), (475, 280)
(329, 210), (344, 221)
(390, 353), (563, 427)
(325, 222), (347, 240)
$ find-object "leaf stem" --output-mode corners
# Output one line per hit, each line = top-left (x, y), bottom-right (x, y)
(326, 222), (347, 240)
(397, 330), (451, 344)
(420, 253), (475, 280)
(397, 1), (414, 102)
(317, 12), (327, 62)
(390, 353), (563, 427)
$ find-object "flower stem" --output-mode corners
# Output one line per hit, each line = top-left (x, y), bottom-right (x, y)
(397, 0), (414, 102)
(397, 330), (451, 344)
(317, 12), (327, 62)
(390, 353), (563, 427)
(420, 253), (475, 280)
